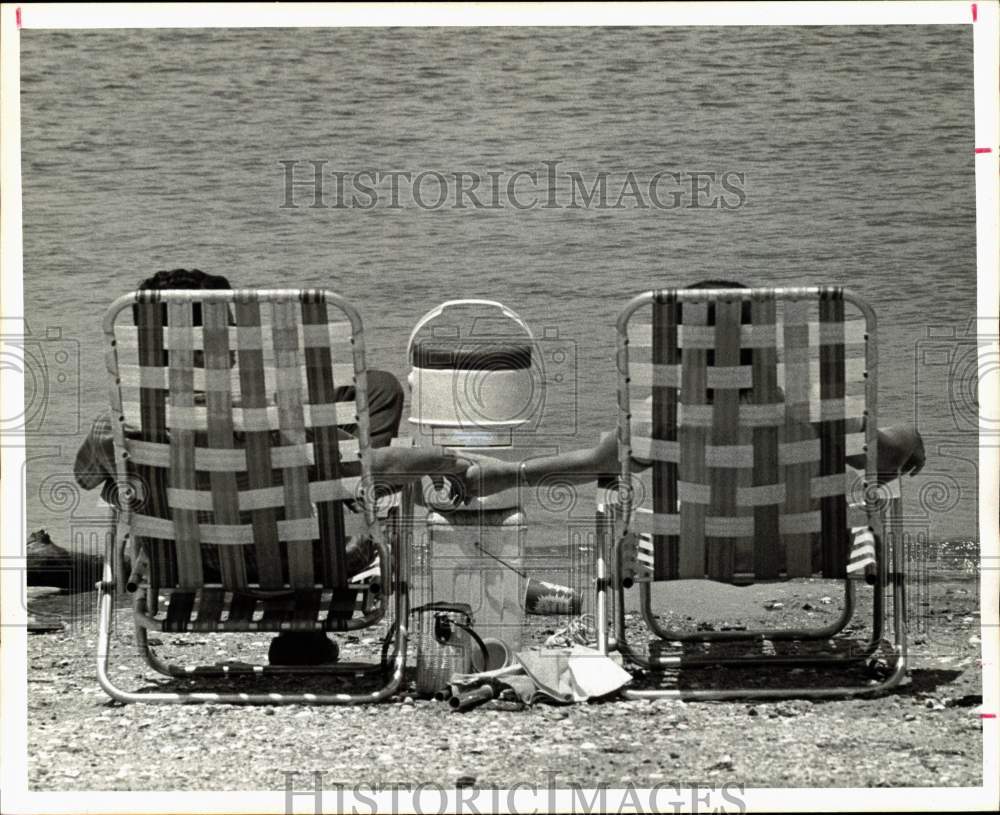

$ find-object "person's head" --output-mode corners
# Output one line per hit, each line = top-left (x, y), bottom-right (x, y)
(133, 269), (234, 365)
(138, 269), (232, 325)
(686, 279), (751, 326)
(138, 268), (232, 293)
(134, 269), (232, 321)
(687, 278), (747, 290)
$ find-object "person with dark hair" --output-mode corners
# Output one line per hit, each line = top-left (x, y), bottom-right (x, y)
(73, 269), (472, 665)
(139, 268), (233, 291)
(77, 269), (417, 497)
(464, 280), (925, 498)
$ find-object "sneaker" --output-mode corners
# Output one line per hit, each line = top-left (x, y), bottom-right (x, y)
(267, 631), (340, 666)
(24, 532), (70, 630)
(26, 529), (71, 564)
(26, 529), (101, 591)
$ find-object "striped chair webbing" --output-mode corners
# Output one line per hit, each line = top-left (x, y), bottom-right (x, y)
(150, 587), (371, 633)
(630, 524), (879, 583)
(115, 292), (365, 593)
(624, 288), (871, 582)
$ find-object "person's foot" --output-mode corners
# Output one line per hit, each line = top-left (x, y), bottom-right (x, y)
(267, 631), (340, 666)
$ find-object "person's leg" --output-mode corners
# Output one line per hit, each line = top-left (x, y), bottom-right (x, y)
(334, 369), (404, 449)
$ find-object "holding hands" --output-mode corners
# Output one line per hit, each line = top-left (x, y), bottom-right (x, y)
(419, 423), (926, 506)
(463, 458), (520, 502)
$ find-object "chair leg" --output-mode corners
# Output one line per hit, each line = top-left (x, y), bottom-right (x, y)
(98, 599), (407, 705)
(595, 504), (622, 655)
(636, 576), (886, 669)
(597, 501), (907, 696)
(97, 554), (411, 706)
(133, 540), (394, 679)
(621, 563), (908, 700)
(598, 517), (857, 654)
(639, 577), (857, 643)
(622, 491), (902, 649)
(616, 494), (904, 649)
(621, 658), (906, 701)
(133, 620), (389, 679)
(617, 531), (908, 700)
(616, 581), (884, 671)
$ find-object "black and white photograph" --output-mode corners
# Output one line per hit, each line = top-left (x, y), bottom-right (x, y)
(1, 3), (997, 812)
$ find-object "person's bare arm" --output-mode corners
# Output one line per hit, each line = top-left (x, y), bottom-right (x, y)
(370, 445), (473, 489)
(465, 431), (654, 499)
(846, 424), (925, 482)
(466, 420), (926, 500)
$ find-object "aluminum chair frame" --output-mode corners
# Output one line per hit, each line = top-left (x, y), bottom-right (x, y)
(95, 289), (411, 704)
(595, 286), (907, 699)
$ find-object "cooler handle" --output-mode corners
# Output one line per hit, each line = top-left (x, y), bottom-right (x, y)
(406, 299), (536, 362)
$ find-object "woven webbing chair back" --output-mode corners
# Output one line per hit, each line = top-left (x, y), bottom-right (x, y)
(103, 289), (375, 593)
(616, 287), (879, 582)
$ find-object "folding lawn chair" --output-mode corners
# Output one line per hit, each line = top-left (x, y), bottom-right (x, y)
(96, 289), (411, 704)
(595, 286), (908, 699)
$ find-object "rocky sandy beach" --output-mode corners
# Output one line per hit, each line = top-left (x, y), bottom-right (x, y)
(24, 570), (985, 792)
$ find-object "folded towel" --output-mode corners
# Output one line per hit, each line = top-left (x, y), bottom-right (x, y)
(448, 645), (632, 707)
(515, 645), (632, 703)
